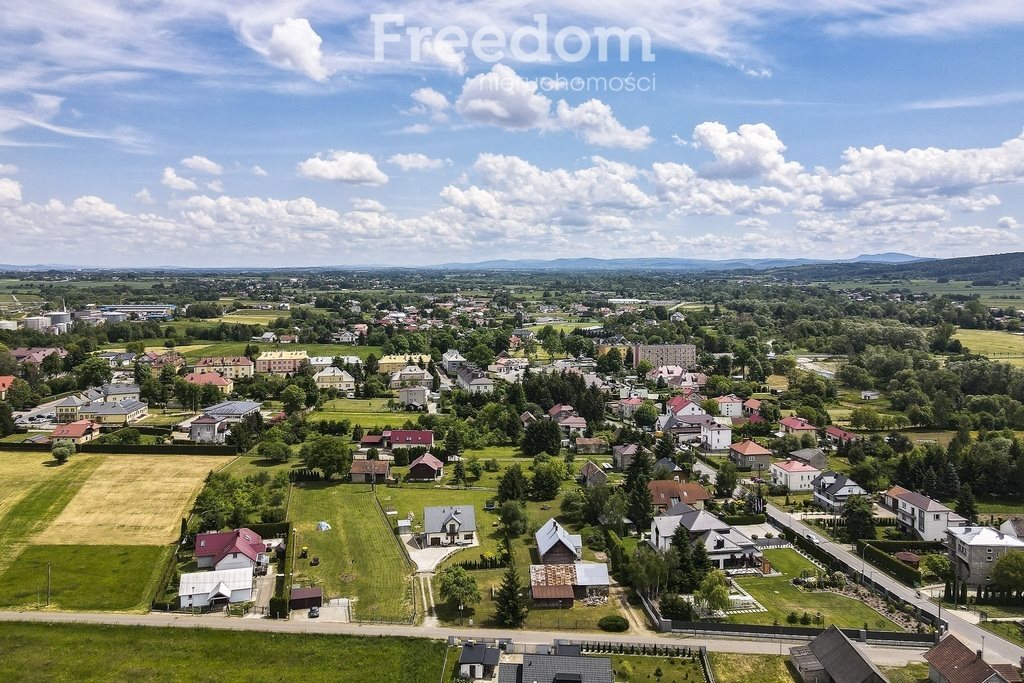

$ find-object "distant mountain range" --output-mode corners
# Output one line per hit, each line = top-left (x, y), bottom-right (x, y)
(432, 253), (926, 271)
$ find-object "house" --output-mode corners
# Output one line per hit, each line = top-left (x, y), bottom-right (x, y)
(389, 365), (433, 390)
(314, 366), (355, 392)
(194, 528), (269, 571)
(715, 394), (744, 417)
(278, 334), (298, 344)
(790, 447), (829, 470)
(79, 399), (148, 425)
(771, 460), (822, 492)
(612, 443), (639, 470)
(458, 643), (500, 681)
(860, 390), (880, 400)
(882, 486), (967, 542)
(54, 394), (90, 422)
(649, 505), (761, 568)
(743, 397), (763, 417)
(83, 383), (141, 404)
(178, 567), (254, 608)
(825, 425), (856, 446)
(577, 460), (608, 487)
(520, 411), (538, 428)
(398, 385), (429, 409)
(612, 396), (645, 419)
(529, 562), (610, 606)
(790, 625), (889, 683)
(781, 416), (818, 436)
(407, 453), (444, 481)
(139, 350), (185, 375)
(811, 471), (867, 511)
(574, 437), (608, 455)
(377, 354), (431, 374)
(999, 517), (1024, 540)
(254, 350), (308, 375)
(924, 634), (1022, 683)
(701, 418), (732, 451)
(441, 349), (467, 374)
(50, 419), (101, 445)
(536, 518), (582, 564)
(423, 505), (476, 546)
(497, 651), (613, 683)
(649, 480), (710, 511)
(307, 356), (334, 372)
(190, 356), (254, 379)
(350, 459), (391, 483)
(0, 375), (14, 400)
(547, 403), (575, 421)
(666, 395), (705, 416)
(947, 526), (1024, 588)
(729, 440), (773, 471)
(250, 331), (277, 343)
(386, 429), (434, 448)
(654, 457), (683, 477)
(189, 415), (230, 443)
(556, 415), (587, 438)
(96, 351), (137, 368)
(330, 330), (359, 344)
(9, 347), (67, 366)
(183, 372), (233, 394)
(202, 400), (261, 423)
(456, 364), (494, 394)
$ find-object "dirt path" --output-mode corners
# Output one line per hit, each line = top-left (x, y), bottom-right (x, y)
(611, 585), (648, 634)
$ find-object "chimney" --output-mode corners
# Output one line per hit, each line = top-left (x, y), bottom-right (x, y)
(976, 650), (983, 661)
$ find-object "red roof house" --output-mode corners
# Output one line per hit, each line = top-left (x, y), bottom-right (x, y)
(194, 528), (268, 570)
(385, 430), (434, 448)
(407, 453), (444, 481)
(780, 416), (818, 433)
(825, 425), (855, 444)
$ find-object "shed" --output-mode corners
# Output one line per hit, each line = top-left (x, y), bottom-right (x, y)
(289, 586), (323, 610)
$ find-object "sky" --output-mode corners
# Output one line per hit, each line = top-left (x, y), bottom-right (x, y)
(1, 2), (1024, 267)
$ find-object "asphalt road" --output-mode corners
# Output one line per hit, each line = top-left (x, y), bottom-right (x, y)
(766, 503), (1024, 664)
(0, 609), (927, 666)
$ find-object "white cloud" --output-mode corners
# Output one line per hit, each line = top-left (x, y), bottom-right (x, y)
(251, 165), (268, 176)
(161, 167), (197, 191)
(352, 198), (387, 213)
(134, 187), (154, 205)
(206, 180), (224, 193)
(736, 217), (769, 230)
(0, 163), (18, 174)
(0, 177), (22, 205)
(553, 99), (653, 150)
(410, 88), (451, 121)
(265, 17), (331, 82)
(180, 155), (223, 175)
(997, 216), (1020, 230)
(297, 150), (388, 185)
(400, 123), (432, 135)
(692, 122), (802, 183)
(388, 153), (446, 171)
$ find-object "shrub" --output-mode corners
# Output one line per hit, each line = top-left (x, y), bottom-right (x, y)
(659, 594), (694, 621)
(786, 611), (799, 624)
(598, 615), (629, 632)
(799, 611), (812, 625)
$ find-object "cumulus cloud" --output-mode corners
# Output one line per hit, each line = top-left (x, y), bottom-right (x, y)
(736, 217), (769, 229)
(161, 167), (197, 191)
(134, 187), (154, 205)
(265, 17), (331, 82)
(388, 153), (446, 171)
(400, 123), (432, 135)
(297, 150), (388, 185)
(0, 177), (22, 205)
(410, 88), (451, 121)
(553, 99), (653, 150)
(692, 122), (802, 182)
(998, 216), (1021, 230)
(352, 198), (387, 213)
(0, 163), (18, 175)
(206, 180), (224, 193)
(251, 165), (268, 176)
(181, 155), (223, 175)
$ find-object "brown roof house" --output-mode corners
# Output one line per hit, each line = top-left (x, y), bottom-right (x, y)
(536, 518), (582, 564)
(577, 460), (608, 488)
(729, 440), (773, 470)
(925, 634), (1022, 683)
(648, 480), (711, 511)
(407, 453), (444, 481)
(791, 626), (889, 683)
(350, 460), (391, 484)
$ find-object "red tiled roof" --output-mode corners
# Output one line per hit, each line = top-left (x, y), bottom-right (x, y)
(360, 434), (386, 446)
(729, 439), (773, 456)
(531, 584), (575, 600)
(184, 372), (231, 386)
(648, 480), (710, 506)
(50, 419), (98, 438)
(743, 398), (762, 410)
(409, 453), (443, 471)
(351, 460), (390, 475)
(0, 375), (15, 392)
(388, 430), (434, 445)
(825, 425), (855, 441)
(774, 460), (819, 473)
(781, 416), (817, 431)
(925, 635), (1019, 683)
(195, 528), (265, 566)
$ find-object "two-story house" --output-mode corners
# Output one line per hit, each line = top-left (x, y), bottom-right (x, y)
(811, 471), (867, 511)
(882, 486), (967, 542)
(946, 526), (1024, 588)
(770, 460), (821, 492)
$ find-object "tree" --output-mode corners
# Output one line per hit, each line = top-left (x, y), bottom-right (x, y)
(466, 455), (483, 480)
(498, 464), (529, 503)
(695, 570), (730, 614)
(625, 448), (654, 531)
(494, 565), (528, 627)
(498, 501), (528, 536)
(299, 435), (351, 480)
(920, 554), (952, 583)
(635, 360), (653, 377)
(443, 428), (463, 461)
(715, 462), (738, 499)
(521, 419), (561, 457)
(4, 378), (33, 410)
(437, 566), (480, 621)
(991, 552), (1024, 597)
(955, 484), (978, 523)
(758, 401), (781, 424)
(840, 495), (875, 541)
(281, 385), (306, 415)
(531, 461), (564, 500)
(74, 356), (113, 389)
(633, 402), (659, 428)
(51, 441), (74, 464)
(0, 402), (15, 437)
(257, 440), (291, 463)
(452, 460), (466, 487)
(654, 432), (676, 461)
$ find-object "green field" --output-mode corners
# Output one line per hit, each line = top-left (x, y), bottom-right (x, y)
(608, 653), (702, 682)
(288, 482), (413, 622)
(0, 621), (446, 682)
(309, 398), (411, 429)
(731, 549), (901, 631)
(882, 663), (930, 683)
(953, 329), (1024, 365)
(979, 620), (1024, 647)
(0, 545), (169, 611)
(826, 278), (1024, 308)
(710, 654), (796, 683)
(177, 342), (382, 361)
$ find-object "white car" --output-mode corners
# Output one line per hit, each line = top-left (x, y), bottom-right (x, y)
(805, 533), (819, 545)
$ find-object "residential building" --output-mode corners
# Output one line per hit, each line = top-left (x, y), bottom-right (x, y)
(183, 372), (233, 394)
(497, 651), (613, 683)
(407, 453), (443, 481)
(577, 460), (607, 487)
(378, 354), (431, 374)
(55, 395), (90, 423)
(202, 400), (261, 423)
(456, 364), (494, 394)
(386, 429), (434, 448)
(195, 528), (270, 571)
(649, 504), (761, 568)
(789, 447), (829, 470)
(398, 385), (429, 408)
(825, 425), (856, 446)
(648, 480), (710, 511)
(882, 486), (967, 542)
(729, 439), (773, 471)
(666, 395), (705, 417)
(458, 644), (500, 681)
(314, 366), (355, 392)
(139, 350), (184, 375)
(771, 460), (821, 492)
(330, 330), (359, 344)
(423, 505), (476, 546)
(9, 347), (67, 366)
(306, 356), (335, 372)
(190, 356), (254, 379)
(189, 415), (230, 443)
(790, 625), (890, 683)
(946, 526), (1024, 588)
(999, 517), (1024, 540)
(811, 471), (867, 511)
(536, 519), (582, 564)
(631, 343), (697, 370)
(547, 403), (575, 421)
(0, 374), (13, 400)
(441, 349), (466, 374)
(612, 443), (639, 470)
(350, 460), (391, 483)
(254, 350), (308, 375)
(781, 416), (818, 436)
(50, 419), (101, 445)
(79, 399), (148, 425)
(715, 394), (744, 417)
(555, 414), (587, 439)
(389, 364), (433, 389)
(924, 634), (1021, 683)
(653, 457), (683, 477)
(96, 351), (137, 368)
(574, 437), (607, 455)
(743, 398), (763, 417)
(178, 567), (254, 608)
(529, 562), (610, 606)
(85, 383), (141, 403)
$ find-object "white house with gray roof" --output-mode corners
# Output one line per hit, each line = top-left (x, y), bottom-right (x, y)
(423, 505), (476, 547)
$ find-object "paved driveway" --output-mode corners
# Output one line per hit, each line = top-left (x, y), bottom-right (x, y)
(403, 534), (480, 572)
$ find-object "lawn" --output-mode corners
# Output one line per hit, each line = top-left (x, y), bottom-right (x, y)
(882, 662), (930, 683)
(136, 410), (196, 427)
(732, 549), (902, 631)
(377, 485), (501, 561)
(288, 482), (413, 622)
(0, 621), (446, 682)
(0, 544), (169, 611)
(710, 654), (797, 683)
(953, 329), (1024, 363)
(309, 397), (414, 429)
(610, 654), (702, 682)
(979, 620), (1024, 647)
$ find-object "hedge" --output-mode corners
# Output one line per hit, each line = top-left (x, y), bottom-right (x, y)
(782, 528), (839, 569)
(855, 540), (923, 586)
(722, 514), (766, 526)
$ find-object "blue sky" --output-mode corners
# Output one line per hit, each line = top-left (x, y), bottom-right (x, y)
(1, 2), (1023, 266)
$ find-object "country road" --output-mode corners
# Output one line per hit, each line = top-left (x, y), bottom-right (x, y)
(0, 609), (927, 666)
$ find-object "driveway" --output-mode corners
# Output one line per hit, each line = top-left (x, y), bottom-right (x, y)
(403, 533), (479, 572)
(246, 574), (276, 618)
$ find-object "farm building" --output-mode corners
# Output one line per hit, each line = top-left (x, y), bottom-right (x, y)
(350, 459), (391, 483)
(178, 567), (254, 608)
(407, 453), (444, 481)
(536, 518), (582, 564)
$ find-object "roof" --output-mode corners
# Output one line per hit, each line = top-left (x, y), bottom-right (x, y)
(350, 460), (390, 475)
(81, 399), (147, 416)
(947, 526), (1024, 548)
(808, 626), (889, 683)
(654, 457), (683, 472)
(573, 562), (610, 586)
(925, 635), (1018, 683)
(179, 567), (253, 598)
(409, 453), (443, 471)
(790, 447), (826, 462)
(773, 460), (821, 474)
(648, 480), (710, 507)
(578, 460), (605, 481)
(50, 419), (98, 438)
(781, 416), (817, 430)
(0, 375), (16, 392)
(497, 653), (613, 683)
(729, 439), (773, 456)
(314, 367), (354, 380)
(531, 584), (576, 600)
(290, 586), (323, 601)
(194, 528), (265, 565)
(812, 471), (866, 496)
(194, 356), (252, 367)
(255, 350), (308, 360)
(184, 372), (231, 386)
(886, 487), (951, 513)
(743, 398), (762, 409)
(459, 644), (500, 667)
(826, 425), (856, 440)
(536, 518), (582, 559)
(547, 403), (574, 417)
(388, 429), (434, 445)
(423, 505), (476, 534)
(715, 393), (742, 404)
(203, 400), (261, 417)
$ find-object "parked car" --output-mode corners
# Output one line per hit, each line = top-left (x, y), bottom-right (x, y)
(308, 606), (320, 618)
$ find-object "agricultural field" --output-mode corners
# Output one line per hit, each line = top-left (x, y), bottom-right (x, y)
(0, 621), (447, 682)
(730, 549), (902, 631)
(953, 329), (1024, 366)
(0, 451), (225, 611)
(288, 482), (413, 622)
(826, 278), (1024, 308)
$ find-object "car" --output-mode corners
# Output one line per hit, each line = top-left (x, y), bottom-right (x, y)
(308, 606), (320, 618)
(805, 533), (819, 545)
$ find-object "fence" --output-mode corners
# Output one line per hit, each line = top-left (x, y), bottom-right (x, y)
(370, 488), (418, 625)
(667, 620), (936, 646)
(0, 442), (51, 452)
(698, 646), (716, 683)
